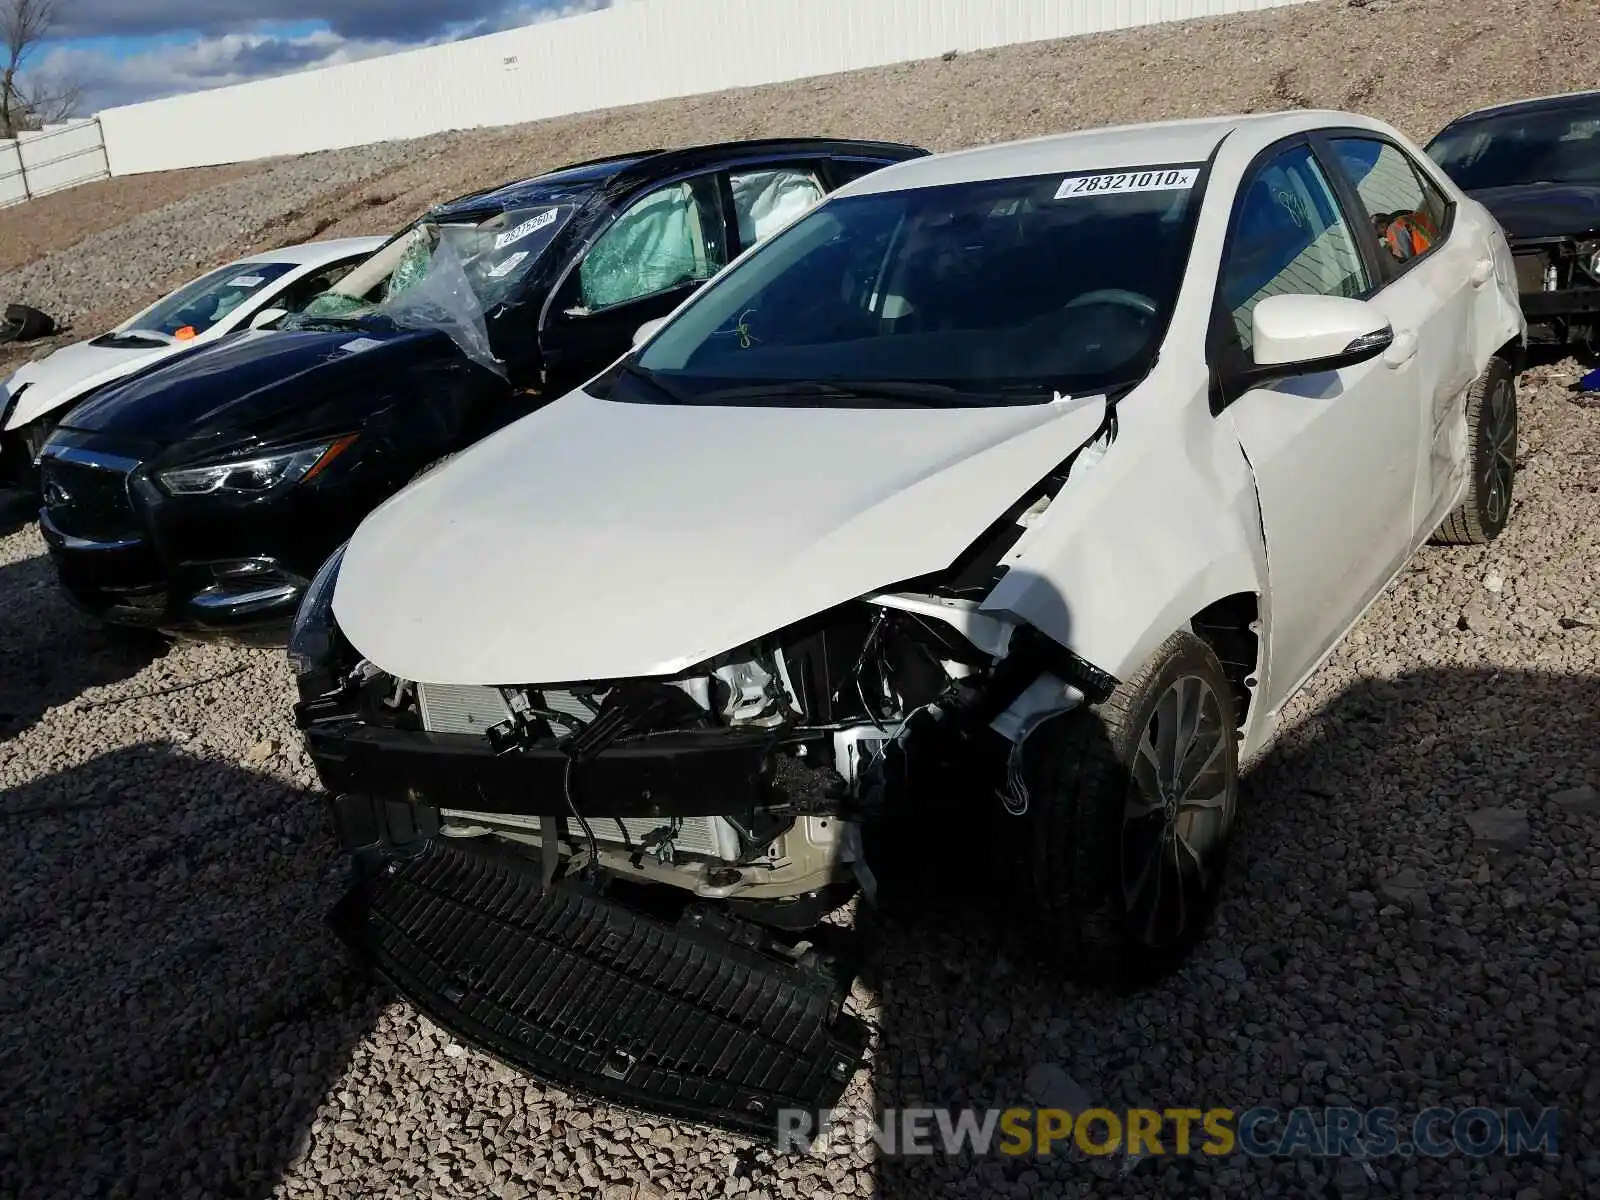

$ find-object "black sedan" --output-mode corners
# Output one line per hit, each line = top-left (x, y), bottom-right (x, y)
(1427, 90), (1600, 348)
(36, 137), (926, 641)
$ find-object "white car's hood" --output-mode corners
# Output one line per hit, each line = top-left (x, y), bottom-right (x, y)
(4, 336), (180, 430)
(334, 389), (1109, 685)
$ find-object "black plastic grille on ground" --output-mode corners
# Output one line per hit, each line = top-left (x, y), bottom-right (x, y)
(330, 841), (867, 1139)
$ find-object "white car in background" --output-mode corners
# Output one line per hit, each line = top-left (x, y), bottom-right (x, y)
(0, 236), (385, 489)
(290, 110), (1524, 1134)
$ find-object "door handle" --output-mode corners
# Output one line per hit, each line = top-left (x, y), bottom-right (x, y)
(1470, 257), (1494, 287)
(1384, 330), (1418, 367)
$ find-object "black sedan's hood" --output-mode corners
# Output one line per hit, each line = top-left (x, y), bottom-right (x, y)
(60, 326), (460, 444)
(1469, 182), (1600, 241)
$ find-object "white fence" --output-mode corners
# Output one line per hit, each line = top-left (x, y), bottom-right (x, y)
(98, 0), (1315, 178)
(0, 119), (110, 206)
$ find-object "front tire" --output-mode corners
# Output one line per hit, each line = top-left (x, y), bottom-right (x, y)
(1433, 356), (1517, 545)
(1023, 630), (1239, 984)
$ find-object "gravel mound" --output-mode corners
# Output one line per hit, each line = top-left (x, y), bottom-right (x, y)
(1, 362), (1596, 1197)
(0, 141), (419, 373)
(0, 163), (267, 276)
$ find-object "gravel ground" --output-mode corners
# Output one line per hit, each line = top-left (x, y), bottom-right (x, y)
(3, 0), (1598, 374)
(0, 359), (1596, 1199)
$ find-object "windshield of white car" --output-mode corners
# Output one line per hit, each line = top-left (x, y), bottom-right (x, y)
(117, 262), (297, 340)
(292, 204), (576, 326)
(1427, 108), (1600, 189)
(629, 167), (1205, 405)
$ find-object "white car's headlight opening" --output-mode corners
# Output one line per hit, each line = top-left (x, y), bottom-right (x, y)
(158, 434), (356, 496)
(287, 540), (348, 679)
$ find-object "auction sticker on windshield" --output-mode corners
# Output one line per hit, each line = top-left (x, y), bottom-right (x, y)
(1054, 168), (1199, 199)
(494, 208), (560, 250)
(486, 251), (529, 279)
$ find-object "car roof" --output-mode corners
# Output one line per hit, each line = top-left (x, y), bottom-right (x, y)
(434, 138), (927, 217)
(1437, 88), (1600, 131)
(843, 111), (1386, 195)
(233, 236), (388, 268)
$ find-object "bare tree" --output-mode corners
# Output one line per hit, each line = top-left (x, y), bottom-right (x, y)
(1, 0), (81, 138)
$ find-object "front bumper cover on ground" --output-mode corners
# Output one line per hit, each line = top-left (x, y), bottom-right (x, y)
(331, 838), (868, 1139)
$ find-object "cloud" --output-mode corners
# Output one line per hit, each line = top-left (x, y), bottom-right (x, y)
(37, 1), (614, 111)
(52, 0), (592, 42)
(37, 0), (614, 112)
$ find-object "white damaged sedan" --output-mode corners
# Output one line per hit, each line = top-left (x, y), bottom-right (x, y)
(288, 111), (1524, 1131)
(0, 236), (384, 490)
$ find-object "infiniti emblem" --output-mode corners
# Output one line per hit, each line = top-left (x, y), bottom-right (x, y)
(42, 479), (70, 507)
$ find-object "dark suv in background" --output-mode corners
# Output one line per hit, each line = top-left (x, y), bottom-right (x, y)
(36, 138), (927, 641)
(1427, 89), (1600, 349)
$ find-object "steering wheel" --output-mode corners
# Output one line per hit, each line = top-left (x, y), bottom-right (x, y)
(1064, 288), (1160, 318)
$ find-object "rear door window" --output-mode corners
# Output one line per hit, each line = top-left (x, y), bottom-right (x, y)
(727, 167), (827, 252)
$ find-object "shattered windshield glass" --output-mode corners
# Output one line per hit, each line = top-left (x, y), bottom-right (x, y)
(119, 262), (296, 341)
(287, 203), (576, 374)
(1428, 108), (1600, 188)
(633, 169), (1204, 406)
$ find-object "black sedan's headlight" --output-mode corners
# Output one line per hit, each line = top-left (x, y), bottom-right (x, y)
(158, 434), (357, 496)
(287, 540), (348, 679)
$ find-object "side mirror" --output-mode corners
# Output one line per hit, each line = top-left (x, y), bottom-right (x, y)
(249, 307), (290, 331)
(1250, 293), (1393, 372)
(632, 316), (668, 348)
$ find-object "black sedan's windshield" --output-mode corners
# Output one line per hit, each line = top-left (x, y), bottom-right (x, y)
(632, 166), (1205, 404)
(1427, 107), (1600, 190)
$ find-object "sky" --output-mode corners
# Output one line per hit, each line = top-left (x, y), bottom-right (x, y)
(29, 1), (615, 113)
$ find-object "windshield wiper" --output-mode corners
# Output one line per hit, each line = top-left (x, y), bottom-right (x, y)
(95, 330), (173, 347)
(695, 379), (1016, 406)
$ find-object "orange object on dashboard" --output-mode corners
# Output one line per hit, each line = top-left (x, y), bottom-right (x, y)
(174, 325), (197, 340)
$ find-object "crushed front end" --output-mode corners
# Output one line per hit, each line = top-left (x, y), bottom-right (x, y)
(292, 552), (1106, 1136)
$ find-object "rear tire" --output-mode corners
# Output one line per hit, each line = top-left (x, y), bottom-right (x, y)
(1023, 630), (1239, 985)
(1433, 356), (1517, 545)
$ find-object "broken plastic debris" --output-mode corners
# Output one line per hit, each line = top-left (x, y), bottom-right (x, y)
(381, 233), (506, 378)
(1578, 367), (1600, 393)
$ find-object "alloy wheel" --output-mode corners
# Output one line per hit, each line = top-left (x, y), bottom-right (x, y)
(1483, 377), (1517, 526)
(1121, 673), (1235, 948)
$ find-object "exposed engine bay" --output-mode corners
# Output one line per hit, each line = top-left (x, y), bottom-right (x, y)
(300, 586), (1122, 925)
